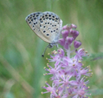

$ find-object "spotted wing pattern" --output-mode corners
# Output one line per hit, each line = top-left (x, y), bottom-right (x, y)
(25, 11), (62, 43)
(25, 12), (45, 40)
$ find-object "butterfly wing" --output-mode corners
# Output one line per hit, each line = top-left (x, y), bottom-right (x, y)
(25, 12), (62, 43)
(37, 11), (62, 43)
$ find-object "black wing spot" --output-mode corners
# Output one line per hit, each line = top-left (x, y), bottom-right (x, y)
(51, 31), (53, 33)
(38, 12), (41, 14)
(40, 21), (43, 23)
(52, 16), (55, 18)
(49, 18), (51, 20)
(44, 26), (45, 28)
(31, 19), (33, 21)
(48, 22), (49, 24)
(46, 17), (48, 19)
(43, 31), (46, 33)
(29, 21), (31, 24)
(49, 15), (51, 17)
(30, 17), (32, 19)
(36, 15), (38, 17)
(47, 34), (49, 36)
(56, 18), (58, 20)
(40, 18), (42, 21)
(34, 18), (36, 20)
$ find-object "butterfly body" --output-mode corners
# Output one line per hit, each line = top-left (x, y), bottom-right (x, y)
(25, 11), (62, 45)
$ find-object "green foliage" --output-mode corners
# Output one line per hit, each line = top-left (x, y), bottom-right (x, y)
(0, 0), (103, 98)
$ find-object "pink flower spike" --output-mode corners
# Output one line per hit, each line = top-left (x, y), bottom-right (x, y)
(73, 31), (79, 39)
(66, 37), (74, 44)
(42, 24), (91, 98)
(70, 24), (77, 29)
(59, 38), (65, 46)
(62, 30), (69, 39)
(74, 40), (82, 48)
(64, 37), (74, 49)
(62, 25), (70, 30)
(70, 30), (79, 39)
(58, 49), (65, 58)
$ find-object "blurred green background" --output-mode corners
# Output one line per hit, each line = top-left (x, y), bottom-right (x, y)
(0, 0), (103, 98)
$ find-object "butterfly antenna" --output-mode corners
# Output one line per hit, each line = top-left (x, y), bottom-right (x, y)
(42, 44), (49, 57)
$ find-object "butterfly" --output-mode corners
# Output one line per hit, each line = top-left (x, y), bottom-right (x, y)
(25, 11), (62, 56)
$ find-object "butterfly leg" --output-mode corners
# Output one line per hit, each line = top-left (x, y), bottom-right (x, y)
(42, 44), (50, 57)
